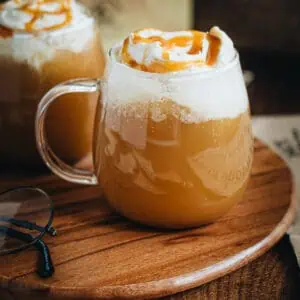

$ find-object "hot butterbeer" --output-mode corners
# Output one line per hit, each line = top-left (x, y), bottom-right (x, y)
(93, 28), (253, 228)
(36, 27), (253, 228)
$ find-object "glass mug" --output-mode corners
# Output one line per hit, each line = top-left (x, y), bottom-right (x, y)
(36, 50), (253, 229)
(0, 2), (105, 168)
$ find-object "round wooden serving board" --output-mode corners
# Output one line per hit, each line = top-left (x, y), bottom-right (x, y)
(0, 139), (296, 299)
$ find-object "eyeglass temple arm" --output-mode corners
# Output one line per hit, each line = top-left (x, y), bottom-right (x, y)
(0, 216), (56, 236)
(0, 226), (55, 278)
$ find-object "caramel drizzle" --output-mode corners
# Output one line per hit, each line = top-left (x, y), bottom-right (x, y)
(0, 0), (73, 33)
(0, 25), (13, 38)
(0, 3), (7, 38)
(121, 29), (221, 73)
(206, 33), (221, 66)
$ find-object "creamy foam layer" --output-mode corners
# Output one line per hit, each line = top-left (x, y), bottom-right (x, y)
(104, 28), (248, 123)
(116, 27), (235, 73)
(104, 56), (249, 124)
(0, 0), (94, 69)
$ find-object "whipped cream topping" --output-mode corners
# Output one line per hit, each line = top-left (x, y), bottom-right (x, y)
(0, 0), (81, 32)
(0, 0), (94, 69)
(117, 27), (235, 73)
(104, 27), (248, 125)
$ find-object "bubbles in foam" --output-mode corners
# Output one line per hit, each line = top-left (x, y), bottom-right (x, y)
(104, 58), (249, 124)
(150, 105), (167, 123)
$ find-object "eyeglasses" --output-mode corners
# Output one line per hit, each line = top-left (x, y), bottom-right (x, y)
(0, 186), (56, 278)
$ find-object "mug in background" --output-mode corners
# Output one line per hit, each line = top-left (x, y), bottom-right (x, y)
(36, 50), (253, 229)
(0, 2), (105, 167)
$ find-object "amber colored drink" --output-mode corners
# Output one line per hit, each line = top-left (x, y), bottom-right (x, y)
(94, 99), (253, 228)
(0, 35), (104, 166)
(44, 34), (104, 163)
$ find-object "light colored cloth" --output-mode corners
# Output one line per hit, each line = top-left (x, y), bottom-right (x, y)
(252, 115), (300, 262)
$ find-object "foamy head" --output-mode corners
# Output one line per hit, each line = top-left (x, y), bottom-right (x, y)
(104, 27), (249, 124)
(0, 0), (94, 69)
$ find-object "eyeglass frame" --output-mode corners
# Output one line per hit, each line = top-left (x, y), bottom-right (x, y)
(0, 186), (56, 278)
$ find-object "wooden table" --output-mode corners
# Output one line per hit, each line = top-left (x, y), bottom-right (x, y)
(1, 235), (299, 300)
(0, 140), (300, 299)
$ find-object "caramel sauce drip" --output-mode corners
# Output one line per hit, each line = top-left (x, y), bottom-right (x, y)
(188, 31), (206, 54)
(0, 25), (13, 38)
(206, 33), (221, 66)
(132, 34), (192, 47)
(0, 0), (73, 33)
(121, 29), (221, 73)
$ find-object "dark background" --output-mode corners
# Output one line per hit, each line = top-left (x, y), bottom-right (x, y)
(194, 0), (300, 115)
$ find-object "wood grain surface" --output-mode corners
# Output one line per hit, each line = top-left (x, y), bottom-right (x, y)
(0, 139), (296, 299)
(163, 234), (300, 299)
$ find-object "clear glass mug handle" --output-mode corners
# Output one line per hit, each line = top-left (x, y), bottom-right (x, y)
(35, 79), (101, 185)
